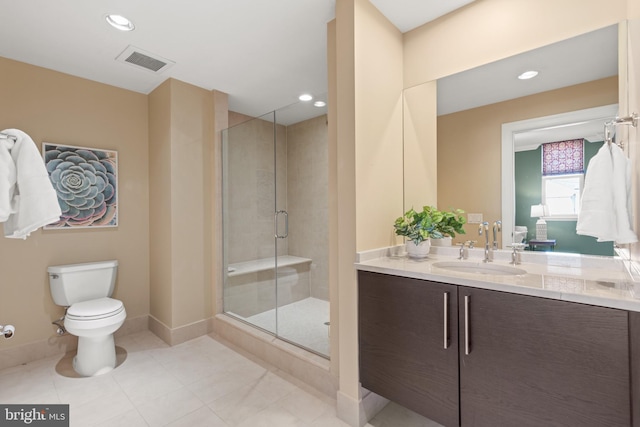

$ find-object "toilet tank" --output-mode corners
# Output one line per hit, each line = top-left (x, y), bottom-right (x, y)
(48, 260), (118, 306)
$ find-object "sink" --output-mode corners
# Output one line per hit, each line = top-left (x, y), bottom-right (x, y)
(432, 261), (526, 276)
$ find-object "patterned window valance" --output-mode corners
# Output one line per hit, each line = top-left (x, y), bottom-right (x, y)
(542, 139), (584, 175)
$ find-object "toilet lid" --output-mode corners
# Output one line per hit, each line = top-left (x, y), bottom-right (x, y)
(66, 297), (124, 321)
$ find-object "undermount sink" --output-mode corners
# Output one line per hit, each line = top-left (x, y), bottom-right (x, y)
(432, 261), (527, 276)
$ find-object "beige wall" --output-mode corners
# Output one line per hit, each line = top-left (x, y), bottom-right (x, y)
(354, 2), (404, 252)
(148, 81), (173, 330)
(334, 0), (404, 419)
(438, 77), (619, 243)
(149, 79), (220, 332)
(0, 57), (149, 348)
(403, 81), (438, 210)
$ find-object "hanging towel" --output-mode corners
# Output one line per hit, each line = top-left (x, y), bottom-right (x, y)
(576, 143), (637, 244)
(610, 143), (637, 244)
(0, 129), (61, 239)
(576, 144), (615, 241)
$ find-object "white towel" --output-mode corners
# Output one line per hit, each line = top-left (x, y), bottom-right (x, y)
(610, 143), (637, 244)
(0, 137), (17, 221)
(0, 129), (62, 239)
(576, 143), (637, 244)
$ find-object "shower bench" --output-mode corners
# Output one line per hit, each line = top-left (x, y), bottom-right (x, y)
(227, 255), (312, 277)
(225, 256), (314, 318)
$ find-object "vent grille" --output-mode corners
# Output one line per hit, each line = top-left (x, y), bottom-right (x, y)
(125, 51), (167, 72)
(116, 46), (175, 74)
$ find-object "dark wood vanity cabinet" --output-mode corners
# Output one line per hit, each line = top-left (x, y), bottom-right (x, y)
(358, 271), (633, 427)
(458, 286), (630, 427)
(358, 271), (459, 427)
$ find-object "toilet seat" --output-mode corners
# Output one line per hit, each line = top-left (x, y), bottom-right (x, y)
(67, 297), (124, 321)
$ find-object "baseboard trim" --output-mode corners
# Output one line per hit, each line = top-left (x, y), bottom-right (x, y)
(336, 388), (389, 427)
(148, 315), (210, 347)
(0, 314), (149, 371)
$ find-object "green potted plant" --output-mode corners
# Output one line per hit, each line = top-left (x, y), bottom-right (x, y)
(394, 206), (466, 257)
(431, 207), (466, 246)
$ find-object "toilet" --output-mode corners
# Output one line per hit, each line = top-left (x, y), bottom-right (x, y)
(514, 226), (528, 244)
(48, 260), (126, 376)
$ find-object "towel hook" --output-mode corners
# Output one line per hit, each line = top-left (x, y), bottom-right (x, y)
(604, 112), (638, 149)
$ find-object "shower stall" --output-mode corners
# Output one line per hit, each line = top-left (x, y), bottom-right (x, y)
(221, 102), (330, 357)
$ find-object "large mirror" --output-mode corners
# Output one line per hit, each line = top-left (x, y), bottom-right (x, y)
(421, 24), (620, 256)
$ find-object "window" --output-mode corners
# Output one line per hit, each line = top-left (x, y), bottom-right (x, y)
(542, 174), (583, 218)
(541, 139), (584, 219)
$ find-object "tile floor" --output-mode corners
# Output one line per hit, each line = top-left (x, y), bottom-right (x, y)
(242, 297), (330, 356)
(0, 330), (439, 427)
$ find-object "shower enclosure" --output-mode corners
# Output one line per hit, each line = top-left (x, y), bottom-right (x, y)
(221, 101), (329, 357)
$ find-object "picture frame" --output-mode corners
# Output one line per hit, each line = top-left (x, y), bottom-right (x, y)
(42, 143), (118, 229)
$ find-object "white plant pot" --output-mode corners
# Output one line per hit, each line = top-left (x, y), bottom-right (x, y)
(430, 236), (452, 247)
(406, 240), (431, 259)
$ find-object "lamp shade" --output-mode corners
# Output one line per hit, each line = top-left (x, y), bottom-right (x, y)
(530, 204), (546, 218)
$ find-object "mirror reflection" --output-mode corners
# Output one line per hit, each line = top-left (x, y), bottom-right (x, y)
(432, 24), (619, 256)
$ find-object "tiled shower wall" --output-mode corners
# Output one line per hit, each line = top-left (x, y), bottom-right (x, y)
(226, 115), (288, 264)
(286, 115), (329, 301)
(225, 113), (329, 305)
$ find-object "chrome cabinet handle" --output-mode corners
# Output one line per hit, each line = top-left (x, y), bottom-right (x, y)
(464, 295), (470, 355)
(275, 210), (289, 239)
(443, 292), (449, 349)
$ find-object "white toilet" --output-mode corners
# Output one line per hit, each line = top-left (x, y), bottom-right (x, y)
(514, 226), (528, 244)
(48, 260), (126, 377)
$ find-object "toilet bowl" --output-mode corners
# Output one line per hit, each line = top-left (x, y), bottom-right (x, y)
(64, 297), (126, 376)
(514, 226), (528, 244)
(48, 260), (126, 377)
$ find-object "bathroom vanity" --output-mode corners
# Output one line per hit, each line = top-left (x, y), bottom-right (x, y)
(356, 248), (640, 427)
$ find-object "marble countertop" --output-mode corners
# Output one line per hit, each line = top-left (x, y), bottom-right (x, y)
(355, 245), (640, 312)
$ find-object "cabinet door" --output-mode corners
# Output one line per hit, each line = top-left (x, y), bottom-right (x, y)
(459, 287), (630, 427)
(359, 271), (459, 427)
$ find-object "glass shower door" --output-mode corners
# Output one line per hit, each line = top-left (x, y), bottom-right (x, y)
(222, 101), (330, 358)
(222, 112), (278, 334)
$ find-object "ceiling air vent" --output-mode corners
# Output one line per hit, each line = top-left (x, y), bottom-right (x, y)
(116, 45), (175, 73)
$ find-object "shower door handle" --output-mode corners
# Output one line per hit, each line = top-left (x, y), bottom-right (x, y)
(275, 210), (289, 239)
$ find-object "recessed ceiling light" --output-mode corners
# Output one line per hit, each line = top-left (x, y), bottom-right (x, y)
(314, 101), (326, 107)
(518, 70), (539, 80)
(299, 94), (313, 102)
(106, 14), (135, 31)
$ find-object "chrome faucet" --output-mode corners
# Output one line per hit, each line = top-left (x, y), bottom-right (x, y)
(492, 220), (502, 250)
(459, 240), (476, 260)
(478, 221), (491, 263)
(510, 243), (526, 265)
(458, 242), (467, 260)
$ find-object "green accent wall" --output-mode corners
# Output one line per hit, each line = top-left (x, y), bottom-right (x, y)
(514, 141), (614, 256)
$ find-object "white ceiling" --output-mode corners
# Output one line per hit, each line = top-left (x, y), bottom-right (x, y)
(369, 0), (476, 33)
(0, 0), (472, 124)
(0, 0), (616, 127)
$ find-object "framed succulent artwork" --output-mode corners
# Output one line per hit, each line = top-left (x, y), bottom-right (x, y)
(42, 143), (118, 229)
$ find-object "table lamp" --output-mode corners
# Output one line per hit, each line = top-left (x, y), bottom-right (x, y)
(530, 204), (547, 240)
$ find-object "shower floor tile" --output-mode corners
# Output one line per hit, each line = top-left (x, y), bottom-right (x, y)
(239, 297), (330, 356)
